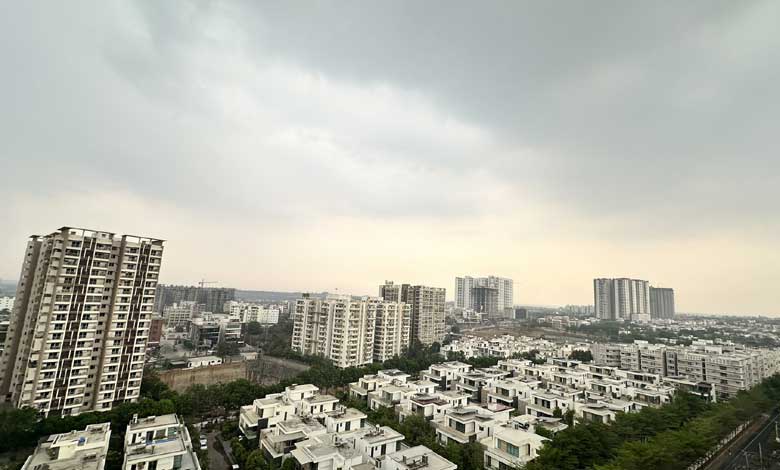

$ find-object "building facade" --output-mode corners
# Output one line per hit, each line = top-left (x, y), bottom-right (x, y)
(649, 287), (675, 319)
(0, 297), (13, 312)
(0, 227), (164, 416)
(154, 285), (235, 314)
(455, 276), (514, 318)
(381, 281), (446, 346)
(225, 301), (280, 324)
(291, 295), (411, 367)
(593, 278), (650, 320)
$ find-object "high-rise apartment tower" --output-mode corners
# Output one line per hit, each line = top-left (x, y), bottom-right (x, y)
(0, 227), (164, 416)
(380, 281), (446, 346)
(649, 287), (675, 319)
(455, 276), (514, 318)
(593, 278), (649, 320)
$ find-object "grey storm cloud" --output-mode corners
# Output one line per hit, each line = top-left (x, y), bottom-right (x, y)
(3, 0), (778, 232)
(2, 1), (779, 313)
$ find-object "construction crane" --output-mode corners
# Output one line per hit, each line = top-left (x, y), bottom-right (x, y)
(198, 279), (217, 288)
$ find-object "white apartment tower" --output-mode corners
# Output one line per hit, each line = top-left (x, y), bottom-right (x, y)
(593, 278), (649, 320)
(0, 227), (164, 416)
(291, 295), (411, 367)
(455, 276), (514, 318)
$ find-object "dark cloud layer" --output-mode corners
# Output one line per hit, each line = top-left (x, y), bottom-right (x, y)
(2, 1), (779, 312)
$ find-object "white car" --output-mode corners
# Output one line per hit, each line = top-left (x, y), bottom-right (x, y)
(232, 465), (240, 470)
(199, 437), (208, 450)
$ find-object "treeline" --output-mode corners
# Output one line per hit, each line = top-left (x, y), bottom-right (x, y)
(597, 375), (780, 469)
(525, 375), (780, 470)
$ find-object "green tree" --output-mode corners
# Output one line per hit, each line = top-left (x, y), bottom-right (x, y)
(244, 449), (270, 470)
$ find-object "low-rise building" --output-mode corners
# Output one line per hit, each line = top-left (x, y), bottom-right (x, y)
(123, 414), (200, 470)
(482, 426), (547, 470)
(22, 423), (111, 470)
(381, 445), (457, 470)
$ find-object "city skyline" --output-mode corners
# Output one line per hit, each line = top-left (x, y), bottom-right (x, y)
(3, 2), (780, 315)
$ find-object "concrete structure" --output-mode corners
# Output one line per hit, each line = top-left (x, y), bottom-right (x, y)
(0, 296), (13, 311)
(650, 287), (675, 319)
(159, 360), (248, 393)
(21, 423), (111, 470)
(148, 315), (163, 347)
(380, 281), (446, 346)
(482, 425), (547, 470)
(291, 295), (411, 367)
(593, 278), (649, 320)
(123, 414), (200, 470)
(455, 276), (514, 318)
(163, 301), (199, 325)
(225, 301), (280, 324)
(154, 284), (235, 315)
(0, 227), (164, 416)
(382, 445), (457, 470)
(187, 355), (223, 369)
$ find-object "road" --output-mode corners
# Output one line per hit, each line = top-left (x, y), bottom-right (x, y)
(716, 411), (780, 470)
(206, 430), (230, 470)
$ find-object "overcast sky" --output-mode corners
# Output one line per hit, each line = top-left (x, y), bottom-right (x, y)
(2, 1), (779, 314)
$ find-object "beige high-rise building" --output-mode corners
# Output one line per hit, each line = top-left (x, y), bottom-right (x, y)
(380, 281), (446, 346)
(0, 227), (164, 416)
(291, 295), (411, 368)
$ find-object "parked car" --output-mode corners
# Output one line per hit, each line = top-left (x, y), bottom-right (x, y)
(199, 437), (208, 450)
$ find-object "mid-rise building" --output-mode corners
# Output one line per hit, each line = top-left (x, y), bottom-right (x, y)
(291, 295), (411, 367)
(381, 281), (446, 346)
(21, 422), (111, 470)
(163, 301), (199, 325)
(649, 287), (675, 319)
(593, 278), (649, 320)
(455, 276), (514, 318)
(0, 227), (164, 416)
(154, 284), (235, 314)
(123, 414), (200, 470)
(225, 301), (280, 324)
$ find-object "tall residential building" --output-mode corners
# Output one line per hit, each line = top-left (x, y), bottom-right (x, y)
(374, 301), (412, 362)
(593, 278), (649, 320)
(153, 284), (235, 314)
(291, 295), (411, 367)
(380, 281), (446, 346)
(649, 287), (675, 319)
(0, 227), (164, 416)
(455, 276), (514, 318)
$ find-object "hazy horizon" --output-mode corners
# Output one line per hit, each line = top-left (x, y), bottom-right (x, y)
(3, 2), (779, 316)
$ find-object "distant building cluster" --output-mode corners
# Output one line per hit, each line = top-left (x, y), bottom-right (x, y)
(591, 339), (780, 399)
(442, 335), (589, 360)
(594, 278), (675, 321)
(237, 382), (461, 470)
(154, 284), (236, 314)
(455, 275), (514, 319)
